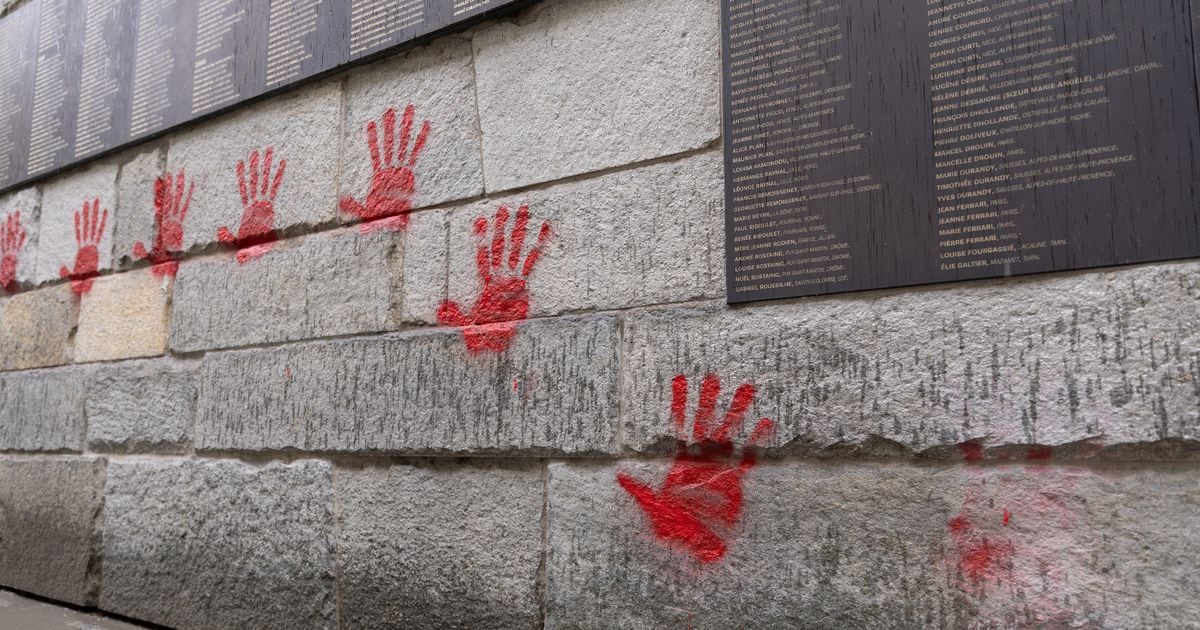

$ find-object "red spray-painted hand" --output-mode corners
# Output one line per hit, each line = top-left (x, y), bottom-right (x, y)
(0, 210), (26, 294)
(218, 147), (285, 263)
(617, 374), (774, 563)
(340, 103), (430, 230)
(437, 204), (552, 353)
(133, 168), (194, 277)
(59, 199), (108, 295)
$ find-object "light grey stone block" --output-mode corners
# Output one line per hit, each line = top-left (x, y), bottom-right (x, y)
(34, 161), (118, 284)
(621, 261), (1200, 458)
(85, 359), (195, 453)
(445, 152), (724, 320)
(0, 589), (147, 630)
(0, 365), (87, 451)
(398, 207), (449, 325)
(336, 462), (543, 629)
(170, 226), (404, 353)
(473, 0), (721, 191)
(195, 315), (620, 454)
(547, 460), (1200, 629)
(100, 459), (336, 630)
(0, 186), (40, 290)
(112, 144), (167, 268)
(0, 284), (77, 372)
(0, 456), (105, 605)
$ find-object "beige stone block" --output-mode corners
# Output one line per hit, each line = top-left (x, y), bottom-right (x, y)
(0, 285), (77, 371)
(76, 268), (171, 362)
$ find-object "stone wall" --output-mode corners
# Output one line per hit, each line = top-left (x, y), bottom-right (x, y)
(0, 0), (1197, 628)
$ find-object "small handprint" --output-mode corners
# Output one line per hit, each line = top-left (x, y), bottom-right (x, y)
(133, 168), (194, 277)
(617, 374), (775, 563)
(340, 103), (430, 231)
(218, 147), (285, 263)
(437, 204), (552, 353)
(59, 198), (108, 295)
(1, 211), (26, 294)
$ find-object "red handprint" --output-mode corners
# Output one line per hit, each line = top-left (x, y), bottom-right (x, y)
(437, 204), (552, 353)
(340, 103), (430, 231)
(617, 374), (775, 563)
(218, 147), (285, 263)
(133, 168), (194, 277)
(59, 199), (108, 295)
(1, 211), (26, 294)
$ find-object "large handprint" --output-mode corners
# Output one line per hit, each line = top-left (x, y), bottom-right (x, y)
(340, 103), (430, 230)
(1, 211), (26, 294)
(437, 204), (552, 353)
(617, 374), (775, 563)
(133, 168), (194, 277)
(218, 147), (285, 263)
(59, 198), (108, 295)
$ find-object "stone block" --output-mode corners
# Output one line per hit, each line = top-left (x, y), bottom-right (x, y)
(0, 365), (87, 451)
(100, 459), (336, 630)
(194, 315), (620, 454)
(621, 261), (1200, 458)
(85, 359), (195, 453)
(112, 144), (167, 268)
(76, 268), (171, 362)
(34, 161), (118, 284)
(445, 152), (723, 320)
(473, 0), (721, 190)
(0, 589), (145, 630)
(546, 460), (1200, 629)
(336, 462), (543, 629)
(0, 456), (105, 605)
(0, 186), (40, 290)
(0, 285), (77, 372)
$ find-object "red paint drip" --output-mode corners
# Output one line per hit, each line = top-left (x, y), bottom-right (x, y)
(958, 440), (985, 462)
(133, 169), (193, 277)
(1002, 509), (1011, 526)
(218, 147), (284, 264)
(0, 210), (27, 294)
(340, 103), (430, 229)
(59, 198), (108, 295)
(437, 204), (552, 353)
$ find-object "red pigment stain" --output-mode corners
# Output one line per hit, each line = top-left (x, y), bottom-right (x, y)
(0, 210), (27, 294)
(947, 513), (1014, 583)
(616, 374), (775, 564)
(133, 169), (194, 278)
(1026, 445), (1053, 461)
(1002, 509), (1011, 526)
(437, 204), (552, 353)
(340, 103), (430, 231)
(59, 198), (108, 295)
(218, 147), (284, 263)
(284, 366), (293, 380)
(958, 440), (985, 462)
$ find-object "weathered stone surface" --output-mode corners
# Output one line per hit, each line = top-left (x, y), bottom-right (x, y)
(473, 0), (720, 191)
(0, 285), (76, 372)
(195, 315), (619, 454)
(446, 152), (723, 319)
(0, 186), (40, 289)
(34, 161), (118, 284)
(398, 207), (449, 324)
(167, 80), (341, 251)
(0, 589), (148, 630)
(85, 359), (195, 453)
(170, 226), (403, 352)
(341, 36), (484, 220)
(76, 268), (170, 362)
(0, 365), (87, 452)
(0, 457), (105, 605)
(112, 144), (166, 268)
(336, 462), (543, 629)
(100, 459), (335, 630)
(547, 460), (1200, 629)
(621, 261), (1200, 458)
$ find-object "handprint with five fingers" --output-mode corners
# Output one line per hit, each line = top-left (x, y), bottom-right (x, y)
(59, 199), (108, 295)
(1, 211), (26, 294)
(218, 147), (285, 263)
(437, 204), (552, 353)
(617, 374), (775, 563)
(340, 103), (430, 230)
(134, 168), (194, 277)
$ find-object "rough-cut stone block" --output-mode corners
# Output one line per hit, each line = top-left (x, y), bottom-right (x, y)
(0, 286), (77, 373)
(0, 457), (105, 605)
(621, 261), (1200, 458)
(341, 36), (484, 222)
(170, 226), (403, 352)
(167, 80), (341, 251)
(336, 462), (543, 629)
(112, 144), (166, 268)
(446, 152), (723, 319)
(547, 460), (1200, 629)
(100, 459), (335, 630)
(86, 359), (195, 453)
(195, 315), (619, 454)
(0, 589), (146, 630)
(76, 268), (171, 362)
(473, 0), (720, 191)
(0, 186), (40, 289)
(34, 161), (118, 284)
(399, 207), (449, 324)
(0, 366), (87, 451)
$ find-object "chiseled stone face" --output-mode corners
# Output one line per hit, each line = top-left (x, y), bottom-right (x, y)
(0, 186), (40, 289)
(75, 267), (171, 363)
(85, 358), (195, 453)
(0, 365), (88, 452)
(0, 284), (77, 372)
(34, 161), (118, 285)
(111, 145), (166, 268)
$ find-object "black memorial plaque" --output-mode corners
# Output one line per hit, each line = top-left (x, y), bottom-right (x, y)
(0, 0), (529, 192)
(723, 0), (1200, 303)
